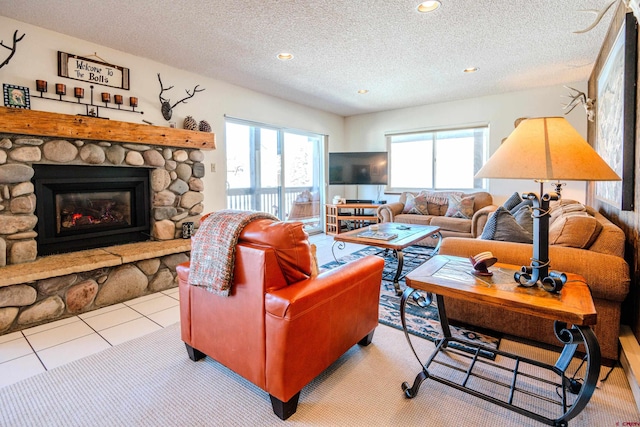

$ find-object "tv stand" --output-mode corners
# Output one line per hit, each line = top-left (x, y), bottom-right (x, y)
(325, 203), (380, 235)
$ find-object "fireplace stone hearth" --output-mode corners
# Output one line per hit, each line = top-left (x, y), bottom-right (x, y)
(0, 108), (215, 334)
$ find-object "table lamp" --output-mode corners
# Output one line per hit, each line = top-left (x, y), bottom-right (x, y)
(475, 117), (620, 291)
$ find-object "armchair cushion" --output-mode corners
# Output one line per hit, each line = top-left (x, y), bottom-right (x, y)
(240, 219), (312, 285)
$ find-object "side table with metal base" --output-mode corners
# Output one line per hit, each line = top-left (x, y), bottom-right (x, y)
(401, 255), (601, 426)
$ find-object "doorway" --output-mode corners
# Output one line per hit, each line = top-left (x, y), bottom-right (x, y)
(225, 118), (324, 233)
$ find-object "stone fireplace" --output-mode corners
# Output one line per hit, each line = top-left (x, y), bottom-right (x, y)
(0, 107), (215, 334)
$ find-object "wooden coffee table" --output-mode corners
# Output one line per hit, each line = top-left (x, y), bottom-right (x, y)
(332, 222), (441, 295)
(401, 255), (600, 426)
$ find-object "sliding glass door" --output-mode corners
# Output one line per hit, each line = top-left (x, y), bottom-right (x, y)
(225, 118), (324, 233)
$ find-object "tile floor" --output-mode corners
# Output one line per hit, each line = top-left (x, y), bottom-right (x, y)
(0, 233), (365, 389)
(0, 288), (180, 388)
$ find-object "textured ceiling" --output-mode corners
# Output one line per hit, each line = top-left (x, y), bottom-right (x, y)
(0, 0), (616, 117)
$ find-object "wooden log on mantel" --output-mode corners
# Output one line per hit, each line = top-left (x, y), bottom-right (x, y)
(0, 106), (215, 150)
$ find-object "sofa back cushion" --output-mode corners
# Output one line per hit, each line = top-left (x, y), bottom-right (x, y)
(549, 214), (603, 249)
(399, 190), (493, 215)
(585, 207), (626, 258)
(239, 219), (312, 285)
(402, 192), (448, 215)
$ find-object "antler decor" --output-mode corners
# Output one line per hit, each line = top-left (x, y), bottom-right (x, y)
(157, 73), (205, 120)
(562, 86), (595, 122)
(0, 30), (26, 69)
(574, 0), (629, 33)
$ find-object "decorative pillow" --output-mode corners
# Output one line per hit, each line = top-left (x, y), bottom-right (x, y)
(480, 206), (533, 243)
(549, 200), (586, 224)
(445, 194), (475, 219)
(408, 193), (431, 215)
(512, 205), (533, 235)
(402, 193), (417, 214)
(549, 215), (603, 249)
(422, 194), (449, 215)
(502, 192), (523, 211)
(402, 192), (447, 215)
(509, 198), (533, 215)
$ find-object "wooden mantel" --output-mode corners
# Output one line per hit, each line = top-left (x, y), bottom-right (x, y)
(0, 106), (215, 150)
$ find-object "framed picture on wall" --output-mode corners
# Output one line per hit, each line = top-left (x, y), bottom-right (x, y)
(3, 84), (31, 109)
(594, 12), (637, 211)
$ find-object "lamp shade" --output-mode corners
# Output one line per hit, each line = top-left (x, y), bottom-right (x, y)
(475, 117), (620, 181)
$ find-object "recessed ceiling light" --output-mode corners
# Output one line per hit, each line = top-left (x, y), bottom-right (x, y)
(417, 1), (441, 13)
(277, 53), (293, 61)
(463, 67), (479, 73)
(357, 89), (369, 94)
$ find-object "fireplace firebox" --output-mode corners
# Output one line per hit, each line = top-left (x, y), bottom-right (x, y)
(33, 164), (151, 255)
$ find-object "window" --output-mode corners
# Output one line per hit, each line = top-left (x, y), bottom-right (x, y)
(225, 118), (325, 233)
(386, 125), (488, 191)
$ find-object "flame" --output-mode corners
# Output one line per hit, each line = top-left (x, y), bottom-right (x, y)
(71, 213), (94, 225)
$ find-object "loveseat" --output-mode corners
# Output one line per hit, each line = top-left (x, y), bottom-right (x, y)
(377, 191), (496, 245)
(177, 217), (385, 419)
(439, 199), (630, 362)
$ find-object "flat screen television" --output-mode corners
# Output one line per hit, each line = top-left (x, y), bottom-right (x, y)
(329, 151), (388, 185)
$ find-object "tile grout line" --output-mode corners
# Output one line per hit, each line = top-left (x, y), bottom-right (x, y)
(24, 316), (96, 353)
(124, 303), (172, 329)
(20, 329), (48, 372)
(76, 315), (114, 350)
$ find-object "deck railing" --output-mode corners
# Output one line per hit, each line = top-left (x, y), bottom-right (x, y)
(226, 186), (319, 220)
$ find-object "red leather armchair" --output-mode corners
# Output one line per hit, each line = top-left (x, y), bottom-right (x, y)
(177, 218), (384, 420)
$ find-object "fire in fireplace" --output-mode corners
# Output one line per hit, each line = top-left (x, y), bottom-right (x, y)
(33, 164), (151, 255)
(56, 191), (131, 232)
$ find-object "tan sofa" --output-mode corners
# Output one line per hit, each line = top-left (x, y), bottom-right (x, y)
(377, 191), (496, 245)
(439, 204), (630, 362)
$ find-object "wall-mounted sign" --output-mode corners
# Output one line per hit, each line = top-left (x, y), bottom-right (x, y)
(58, 51), (129, 90)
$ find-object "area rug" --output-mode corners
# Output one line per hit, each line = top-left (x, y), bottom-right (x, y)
(321, 246), (501, 357)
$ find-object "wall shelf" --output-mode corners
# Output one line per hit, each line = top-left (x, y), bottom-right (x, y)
(0, 106), (215, 150)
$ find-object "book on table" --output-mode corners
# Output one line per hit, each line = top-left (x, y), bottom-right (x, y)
(357, 231), (398, 240)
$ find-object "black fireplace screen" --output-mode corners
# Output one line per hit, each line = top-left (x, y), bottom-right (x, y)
(33, 164), (150, 256)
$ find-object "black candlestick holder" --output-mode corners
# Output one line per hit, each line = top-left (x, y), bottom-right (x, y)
(34, 83), (143, 119)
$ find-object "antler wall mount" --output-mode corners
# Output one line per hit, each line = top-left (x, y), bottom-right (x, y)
(0, 29), (25, 69)
(157, 73), (205, 120)
(562, 85), (595, 122)
(574, 0), (640, 33)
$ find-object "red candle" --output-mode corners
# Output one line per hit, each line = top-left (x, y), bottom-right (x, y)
(114, 94), (123, 105)
(101, 92), (111, 103)
(36, 80), (47, 92)
(129, 97), (138, 107)
(55, 83), (66, 95)
(74, 87), (84, 98)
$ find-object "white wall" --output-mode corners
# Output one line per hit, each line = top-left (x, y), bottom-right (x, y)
(341, 83), (590, 205)
(0, 16), (345, 213)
